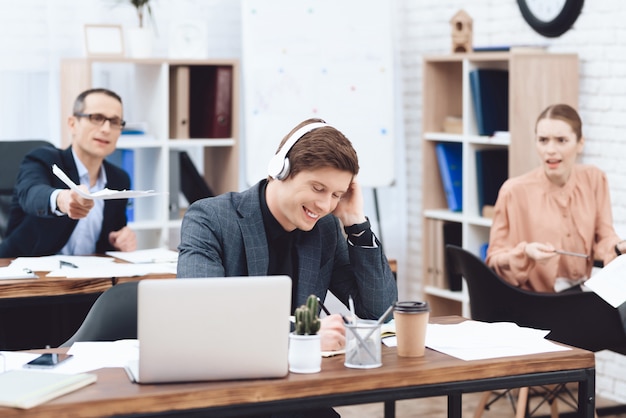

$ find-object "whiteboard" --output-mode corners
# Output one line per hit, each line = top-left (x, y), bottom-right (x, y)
(241, 0), (396, 187)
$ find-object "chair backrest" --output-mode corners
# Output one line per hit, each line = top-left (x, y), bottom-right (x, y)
(0, 140), (55, 239)
(60, 281), (138, 347)
(445, 244), (626, 355)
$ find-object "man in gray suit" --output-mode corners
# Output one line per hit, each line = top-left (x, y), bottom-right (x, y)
(177, 118), (397, 354)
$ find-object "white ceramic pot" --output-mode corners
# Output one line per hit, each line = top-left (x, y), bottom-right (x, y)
(288, 333), (321, 374)
(126, 27), (153, 58)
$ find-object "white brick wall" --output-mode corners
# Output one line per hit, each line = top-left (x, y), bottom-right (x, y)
(398, 0), (626, 403)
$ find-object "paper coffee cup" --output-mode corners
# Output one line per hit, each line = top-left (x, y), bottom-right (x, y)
(393, 301), (430, 357)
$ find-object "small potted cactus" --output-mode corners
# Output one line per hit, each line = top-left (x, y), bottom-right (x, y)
(288, 294), (322, 373)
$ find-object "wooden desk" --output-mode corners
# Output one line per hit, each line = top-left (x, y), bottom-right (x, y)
(0, 259), (174, 300)
(0, 258), (174, 350)
(0, 317), (596, 418)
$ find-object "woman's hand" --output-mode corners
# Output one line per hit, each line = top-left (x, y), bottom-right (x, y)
(524, 242), (557, 263)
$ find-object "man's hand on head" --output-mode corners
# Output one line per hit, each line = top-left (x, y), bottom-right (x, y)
(332, 180), (366, 227)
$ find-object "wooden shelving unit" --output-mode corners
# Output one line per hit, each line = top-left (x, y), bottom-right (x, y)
(60, 58), (240, 250)
(421, 51), (579, 317)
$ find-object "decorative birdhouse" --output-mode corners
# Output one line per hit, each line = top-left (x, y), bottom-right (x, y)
(450, 10), (473, 53)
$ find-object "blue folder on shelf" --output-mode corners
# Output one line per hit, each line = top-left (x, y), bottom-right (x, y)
(107, 149), (135, 222)
(435, 142), (463, 212)
(469, 69), (509, 136)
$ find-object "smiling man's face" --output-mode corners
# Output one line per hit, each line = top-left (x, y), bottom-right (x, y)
(267, 167), (352, 232)
(69, 92), (123, 164)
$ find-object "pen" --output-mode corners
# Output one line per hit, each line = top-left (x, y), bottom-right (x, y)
(317, 297), (350, 324)
(59, 260), (79, 269)
(359, 304), (395, 343)
(348, 295), (357, 324)
(554, 250), (589, 259)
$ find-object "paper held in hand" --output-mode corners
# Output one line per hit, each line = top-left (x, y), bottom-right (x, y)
(52, 164), (159, 200)
(584, 254), (626, 308)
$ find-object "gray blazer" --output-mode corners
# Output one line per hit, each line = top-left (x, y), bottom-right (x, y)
(177, 181), (397, 319)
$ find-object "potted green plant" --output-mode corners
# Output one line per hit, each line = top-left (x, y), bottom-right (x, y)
(129, 0), (152, 28)
(288, 294), (322, 373)
(121, 0), (155, 58)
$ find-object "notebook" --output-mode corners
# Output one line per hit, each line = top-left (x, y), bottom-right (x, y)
(0, 370), (96, 409)
(127, 276), (292, 384)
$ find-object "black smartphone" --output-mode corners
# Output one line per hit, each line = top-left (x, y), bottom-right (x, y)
(24, 353), (73, 369)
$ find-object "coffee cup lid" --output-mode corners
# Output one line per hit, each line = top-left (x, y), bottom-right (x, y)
(393, 301), (430, 313)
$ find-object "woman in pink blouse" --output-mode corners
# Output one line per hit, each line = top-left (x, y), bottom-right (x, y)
(487, 103), (626, 292)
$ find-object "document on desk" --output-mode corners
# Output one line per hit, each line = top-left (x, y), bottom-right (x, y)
(383, 320), (570, 361)
(0, 264), (38, 280)
(52, 164), (159, 200)
(584, 254), (626, 308)
(0, 340), (138, 376)
(10, 255), (116, 273)
(106, 248), (178, 264)
(46, 262), (177, 278)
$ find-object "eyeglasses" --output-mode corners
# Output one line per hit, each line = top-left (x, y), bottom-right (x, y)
(74, 113), (126, 130)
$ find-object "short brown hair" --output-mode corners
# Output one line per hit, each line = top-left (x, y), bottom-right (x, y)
(275, 118), (359, 179)
(536, 103), (582, 141)
(73, 88), (123, 115)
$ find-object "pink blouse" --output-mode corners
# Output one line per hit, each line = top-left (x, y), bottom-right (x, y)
(486, 164), (621, 292)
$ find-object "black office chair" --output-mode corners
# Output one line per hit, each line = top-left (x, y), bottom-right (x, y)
(445, 244), (626, 417)
(0, 140), (55, 240)
(60, 281), (139, 347)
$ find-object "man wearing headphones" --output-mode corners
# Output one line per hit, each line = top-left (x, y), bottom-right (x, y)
(177, 118), (397, 354)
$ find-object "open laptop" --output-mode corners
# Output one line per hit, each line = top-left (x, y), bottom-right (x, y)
(127, 275), (292, 384)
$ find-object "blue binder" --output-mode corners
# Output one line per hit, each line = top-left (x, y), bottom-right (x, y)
(435, 142), (463, 212)
(475, 148), (508, 215)
(106, 149), (135, 222)
(469, 69), (509, 136)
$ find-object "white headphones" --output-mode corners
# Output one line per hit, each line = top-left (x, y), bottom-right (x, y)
(267, 121), (329, 180)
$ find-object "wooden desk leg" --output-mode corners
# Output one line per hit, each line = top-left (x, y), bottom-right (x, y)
(448, 394), (462, 418)
(384, 400), (395, 418)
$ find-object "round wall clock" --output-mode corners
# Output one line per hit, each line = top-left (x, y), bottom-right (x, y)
(517, 0), (584, 38)
(168, 20), (209, 59)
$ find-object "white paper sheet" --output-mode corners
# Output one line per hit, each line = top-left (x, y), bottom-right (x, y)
(0, 265), (38, 280)
(10, 255), (116, 273)
(52, 164), (159, 200)
(584, 254), (626, 308)
(0, 340), (139, 375)
(383, 320), (570, 361)
(46, 262), (177, 279)
(106, 248), (178, 264)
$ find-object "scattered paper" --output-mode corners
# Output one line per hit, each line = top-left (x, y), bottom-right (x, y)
(10, 255), (115, 273)
(0, 340), (140, 376)
(584, 254), (626, 308)
(383, 320), (570, 361)
(46, 262), (177, 279)
(52, 164), (159, 200)
(106, 248), (178, 264)
(0, 264), (38, 280)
